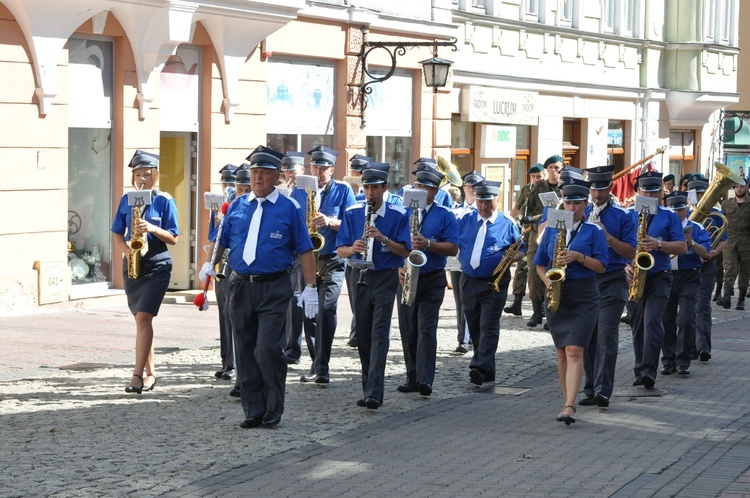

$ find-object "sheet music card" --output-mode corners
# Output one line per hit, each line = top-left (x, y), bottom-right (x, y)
(547, 209), (574, 231)
(127, 190), (152, 208)
(402, 186), (428, 211)
(295, 174), (318, 192)
(634, 195), (659, 216)
(687, 189), (698, 206)
(539, 192), (560, 208)
(204, 192), (223, 211)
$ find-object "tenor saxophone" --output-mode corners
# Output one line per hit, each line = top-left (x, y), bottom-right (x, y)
(489, 227), (531, 292)
(545, 223), (567, 313)
(628, 211), (655, 302)
(401, 204), (427, 306)
(127, 186), (148, 279)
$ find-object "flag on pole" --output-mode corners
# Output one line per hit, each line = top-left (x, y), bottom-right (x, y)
(611, 159), (657, 206)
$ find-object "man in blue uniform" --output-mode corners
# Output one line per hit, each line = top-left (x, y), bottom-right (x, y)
(450, 170), (485, 354)
(579, 165), (637, 408)
(396, 166), (459, 396)
(457, 180), (524, 386)
(299, 145), (357, 384)
(337, 162), (411, 409)
(215, 145), (319, 429)
(627, 171), (687, 389)
(660, 192), (711, 376)
(281, 152), (313, 366)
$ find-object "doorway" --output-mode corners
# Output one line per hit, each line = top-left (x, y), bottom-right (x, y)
(159, 133), (195, 290)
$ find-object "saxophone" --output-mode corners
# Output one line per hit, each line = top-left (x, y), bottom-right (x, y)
(490, 227), (531, 292)
(127, 186), (148, 279)
(545, 222), (567, 313)
(401, 203), (427, 306)
(305, 189), (326, 275)
(628, 210), (656, 302)
(357, 200), (375, 286)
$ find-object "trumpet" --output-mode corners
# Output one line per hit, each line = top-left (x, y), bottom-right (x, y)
(357, 200), (376, 286)
(401, 203), (427, 306)
(628, 209), (656, 302)
(545, 221), (567, 313)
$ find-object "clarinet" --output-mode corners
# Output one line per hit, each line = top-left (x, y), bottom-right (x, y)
(357, 200), (376, 286)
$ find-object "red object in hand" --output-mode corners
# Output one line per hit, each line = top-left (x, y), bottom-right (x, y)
(221, 202), (229, 215)
(193, 292), (206, 307)
(194, 275), (211, 310)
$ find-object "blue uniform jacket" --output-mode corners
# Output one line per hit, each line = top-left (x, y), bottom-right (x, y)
(534, 221), (609, 280)
(674, 219), (711, 270)
(290, 180), (356, 256)
(584, 202), (637, 273)
(404, 203), (460, 273)
(458, 211), (525, 279)
(111, 190), (179, 260)
(628, 205), (686, 275)
(337, 202), (411, 271)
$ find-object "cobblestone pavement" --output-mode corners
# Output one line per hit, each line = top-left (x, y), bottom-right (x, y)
(0, 290), (749, 497)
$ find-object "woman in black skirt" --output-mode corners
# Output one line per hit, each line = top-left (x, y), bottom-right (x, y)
(111, 151), (179, 394)
(534, 178), (608, 424)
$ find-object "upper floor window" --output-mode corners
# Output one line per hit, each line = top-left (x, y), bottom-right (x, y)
(602, 0), (641, 37)
(704, 0), (737, 46)
(526, 0), (539, 16)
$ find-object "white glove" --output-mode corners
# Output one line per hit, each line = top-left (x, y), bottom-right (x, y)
(297, 285), (319, 319)
(199, 261), (216, 284)
(199, 298), (210, 312)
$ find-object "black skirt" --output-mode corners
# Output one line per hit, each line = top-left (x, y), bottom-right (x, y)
(545, 276), (600, 348)
(123, 255), (172, 316)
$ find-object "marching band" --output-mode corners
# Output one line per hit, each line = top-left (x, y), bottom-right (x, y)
(180, 145), (746, 428)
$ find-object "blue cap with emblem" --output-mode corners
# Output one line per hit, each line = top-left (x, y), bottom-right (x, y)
(585, 165), (616, 190)
(361, 162), (390, 185)
(235, 165), (251, 185)
(128, 150), (159, 170)
(560, 165), (584, 180)
(636, 171), (664, 192)
(413, 157), (437, 173)
(246, 145), (284, 170)
(666, 192), (689, 209)
(561, 177), (591, 201)
(687, 178), (709, 193)
(219, 164), (238, 183)
(308, 145), (339, 167)
(350, 154), (374, 172)
(281, 151), (305, 172)
(461, 170), (485, 186)
(413, 165), (444, 189)
(474, 180), (501, 200)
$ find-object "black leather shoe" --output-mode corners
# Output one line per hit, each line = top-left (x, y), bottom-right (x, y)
(526, 313), (542, 328)
(454, 343), (469, 354)
(699, 350), (711, 362)
(364, 397), (381, 409)
(469, 368), (483, 386)
(677, 366), (691, 375)
(347, 338), (358, 348)
(417, 382), (432, 396)
(314, 374), (330, 384)
(229, 387), (241, 398)
(286, 357), (300, 365)
(221, 368), (235, 381)
(641, 374), (655, 389)
(543, 322), (549, 331)
(397, 384), (418, 393)
(142, 375), (157, 392)
(125, 374), (143, 394)
(578, 395), (597, 406)
(214, 367), (227, 379)
(356, 398), (367, 407)
(300, 372), (319, 383)
(632, 376), (643, 386)
(594, 394), (610, 407)
(262, 411), (281, 427)
(661, 365), (676, 375)
(240, 416), (262, 428)
(620, 314), (631, 325)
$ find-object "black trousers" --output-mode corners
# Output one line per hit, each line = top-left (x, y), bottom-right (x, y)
(230, 274), (292, 418)
(583, 271), (627, 398)
(450, 270), (470, 344)
(630, 271), (672, 380)
(461, 272), (510, 377)
(284, 257), (313, 362)
(696, 259), (718, 353)
(309, 257), (346, 376)
(354, 268), (399, 403)
(345, 266), (357, 341)
(214, 268), (234, 369)
(662, 269), (701, 368)
(397, 270), (447, 387)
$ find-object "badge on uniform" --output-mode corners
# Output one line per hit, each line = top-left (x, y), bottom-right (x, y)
(127, 190), (152, 208)
(539, 192), (560, 208)
(402, 186), (428, 211)
(547, 209), (574, 231)
(634, 195), (659, 216)
(204, 192), (223, 212)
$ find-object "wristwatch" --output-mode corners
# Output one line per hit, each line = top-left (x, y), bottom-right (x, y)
(657, 239), (662, 251)
(381, 236), (390, 247)
(426, 239), (432, 250)
(306, 282), (317, 289)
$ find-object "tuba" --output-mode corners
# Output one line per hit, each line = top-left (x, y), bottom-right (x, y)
(436, 156), (463, 187)
(688, 162), (741, 250)
(545, 221), (567, 313)
(357, 200), (376, 286)
(628, 209), (656, 302)
(401, 202), (427, 306)
(490, 227), (531, 292)
(127, 185), (148, 279)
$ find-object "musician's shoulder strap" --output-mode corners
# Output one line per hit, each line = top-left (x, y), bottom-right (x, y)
(387, 204), (407, 215)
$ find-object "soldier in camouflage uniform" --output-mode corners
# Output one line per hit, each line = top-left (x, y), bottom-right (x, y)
(717, 179), (750, 310)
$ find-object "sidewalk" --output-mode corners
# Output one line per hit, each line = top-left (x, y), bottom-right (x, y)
(0, 290), (749, 497)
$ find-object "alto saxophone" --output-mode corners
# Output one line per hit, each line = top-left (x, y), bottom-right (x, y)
(357, 200), (375, 286)
(628, 210), (655, 302)
(127, 186), (148, 279)
(489, 227), (531, 292)
(401, 203), (427, 306)
(305, 189), (326, 274)
(545, 222), (567, 313)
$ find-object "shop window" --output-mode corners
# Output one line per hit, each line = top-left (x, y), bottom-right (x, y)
(607, 120), (626, 173)
(513, 126), (531, 199)
(562, 119), (581, 167)
(67, 38), (114, 290)
(669, 130), (696, 183)
(266, 60), (335, 159)
(451, 115), (475, 176)
(364, 71), (413, 192)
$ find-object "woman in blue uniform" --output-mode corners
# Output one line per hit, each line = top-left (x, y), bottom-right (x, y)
(111, 150), (179, 394)
(534, 178), (608, 424)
